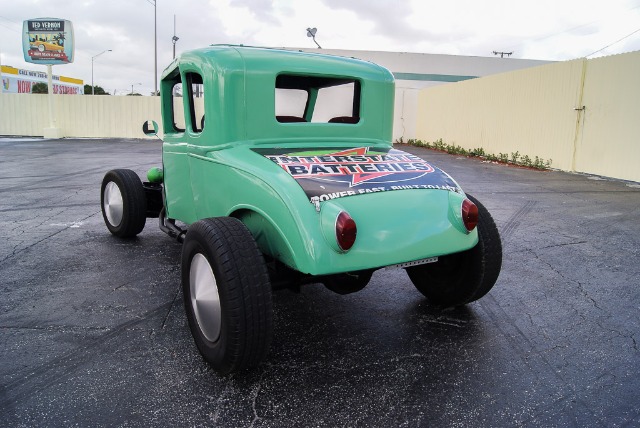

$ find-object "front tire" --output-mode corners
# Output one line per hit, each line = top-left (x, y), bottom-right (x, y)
(181, 217), (273, 375)
(100, 169), (146, 237)
(407, 194), (502, 307)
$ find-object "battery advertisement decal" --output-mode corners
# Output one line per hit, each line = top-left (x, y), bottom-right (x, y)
(254, 147), (461, 202)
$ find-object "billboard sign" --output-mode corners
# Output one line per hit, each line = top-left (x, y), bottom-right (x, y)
(1, 65), (84, 94)
(22, 18), (75, 65)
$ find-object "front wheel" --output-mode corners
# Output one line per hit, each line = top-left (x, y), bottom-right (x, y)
(100, 169), (146, 237)
(181, 217), (273, 375)
(407, 194), (502, 307)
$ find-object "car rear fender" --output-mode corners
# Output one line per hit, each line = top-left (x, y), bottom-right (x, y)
(230, 208), (298, 269)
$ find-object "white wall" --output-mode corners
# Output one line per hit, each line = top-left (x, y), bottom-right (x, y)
(0, 93), (160, 138)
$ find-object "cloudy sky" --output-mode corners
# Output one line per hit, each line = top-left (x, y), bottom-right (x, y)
(1, 0), (639, 95)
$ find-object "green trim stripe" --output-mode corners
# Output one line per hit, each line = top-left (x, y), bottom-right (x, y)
(392, 72), (477, 82)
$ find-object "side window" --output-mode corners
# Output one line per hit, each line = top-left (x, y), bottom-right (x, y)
(171, 81), (185, 132)
(185, 73), (205, 133)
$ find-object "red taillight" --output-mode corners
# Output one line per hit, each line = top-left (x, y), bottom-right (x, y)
(461, 199), (478, 232)
(336, 211), (357, 251)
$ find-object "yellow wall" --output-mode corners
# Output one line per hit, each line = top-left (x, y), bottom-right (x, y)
(1, 51), (638, 182)
(417, 51), (640, 182)
(575, 53), (640, 182)
(0, 93), (50, 136)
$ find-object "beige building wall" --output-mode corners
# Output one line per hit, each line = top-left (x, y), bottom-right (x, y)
(294, 48), (550, 143)
(1, 50), (638, 182)
(2, 49), (547, 142)
(417, 59), (586, 172)
(575, 53), (640, 182)
(416, 51), (640, 182)
(0, 93), (161, 139)
(0, 93), (50, 136)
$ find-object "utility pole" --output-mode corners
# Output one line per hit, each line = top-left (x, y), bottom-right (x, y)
(91, 49), (112, 95)
(492, 51), (513, 58)
(146, 0), (158, 95)
(154, 0), (157, 95)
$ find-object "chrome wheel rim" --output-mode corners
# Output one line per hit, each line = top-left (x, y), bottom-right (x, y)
(190, 253), (222, 342)
(103, 181), (123, 227)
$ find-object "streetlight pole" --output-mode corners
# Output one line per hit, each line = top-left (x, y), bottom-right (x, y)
(131, 82), (142, 95)
(145, 0), (158, 95)
(91, 49), (112, 95)
(154, 0), (157, 96)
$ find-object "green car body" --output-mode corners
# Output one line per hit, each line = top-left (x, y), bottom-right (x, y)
(158, 45), (477, 276)
(102, 45), (501, 374)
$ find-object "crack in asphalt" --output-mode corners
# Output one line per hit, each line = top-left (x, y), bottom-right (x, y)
(0, 301), (172, 413)
(501, 200), (537, 242)
(0, 161), (154, 194)
(476, 296), (607, 426)
(248, 370), (265, 428)
(528, 247), (603, 312)
(0, 210), (101, 266)
(209, 382), (233, 425)
(0, 202), (97, 213)
(161, 284), (182, 330)
(0, 325), (111, 332)
(539, 240), (588, 250)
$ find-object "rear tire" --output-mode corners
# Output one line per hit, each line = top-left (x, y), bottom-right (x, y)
(181, 217), (273, 375)
(407, 194), (502, 307)
(100, 169), (146, 237)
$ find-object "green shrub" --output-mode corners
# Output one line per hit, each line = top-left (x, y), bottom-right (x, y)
(404, 139), (552, 170)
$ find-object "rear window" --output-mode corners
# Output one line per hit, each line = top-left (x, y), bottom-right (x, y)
(275, 75), (360, 124)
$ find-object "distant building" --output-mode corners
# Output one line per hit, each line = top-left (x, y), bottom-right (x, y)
(1, 65), (84, 94)
(288, 48), (553, 141)
(290, 48), (553, 88)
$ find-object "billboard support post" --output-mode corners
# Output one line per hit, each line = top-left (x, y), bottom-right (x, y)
(44, 64), (60, 137)
(43, 64), (61, 138)
(23, 17), (74, 139)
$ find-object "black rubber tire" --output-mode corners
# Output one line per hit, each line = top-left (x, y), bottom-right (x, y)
(181, 217), (273, 375)
(406, 194), (502, 307)
(100, 169), (146, 238)
(323, 270), (373, 295)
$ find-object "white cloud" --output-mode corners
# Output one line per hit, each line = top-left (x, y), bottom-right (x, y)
(0, 0), (639, 94)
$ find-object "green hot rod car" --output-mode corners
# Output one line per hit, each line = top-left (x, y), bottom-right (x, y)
(101, 45), (502, 374)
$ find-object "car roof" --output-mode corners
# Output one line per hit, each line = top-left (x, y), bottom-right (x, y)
(160, 45), (396, 145)
(162, 44), (394, 83)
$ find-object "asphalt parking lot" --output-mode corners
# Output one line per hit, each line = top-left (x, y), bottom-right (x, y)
(1, 137), (639, 427)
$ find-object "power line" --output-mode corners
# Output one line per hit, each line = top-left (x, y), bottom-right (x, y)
(586, 26), (640, 57)
(0, 22), (19, 32)
(0, 15), (20, 24)
(504, 2), (640, 53)
(0, 16), (20, 33)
